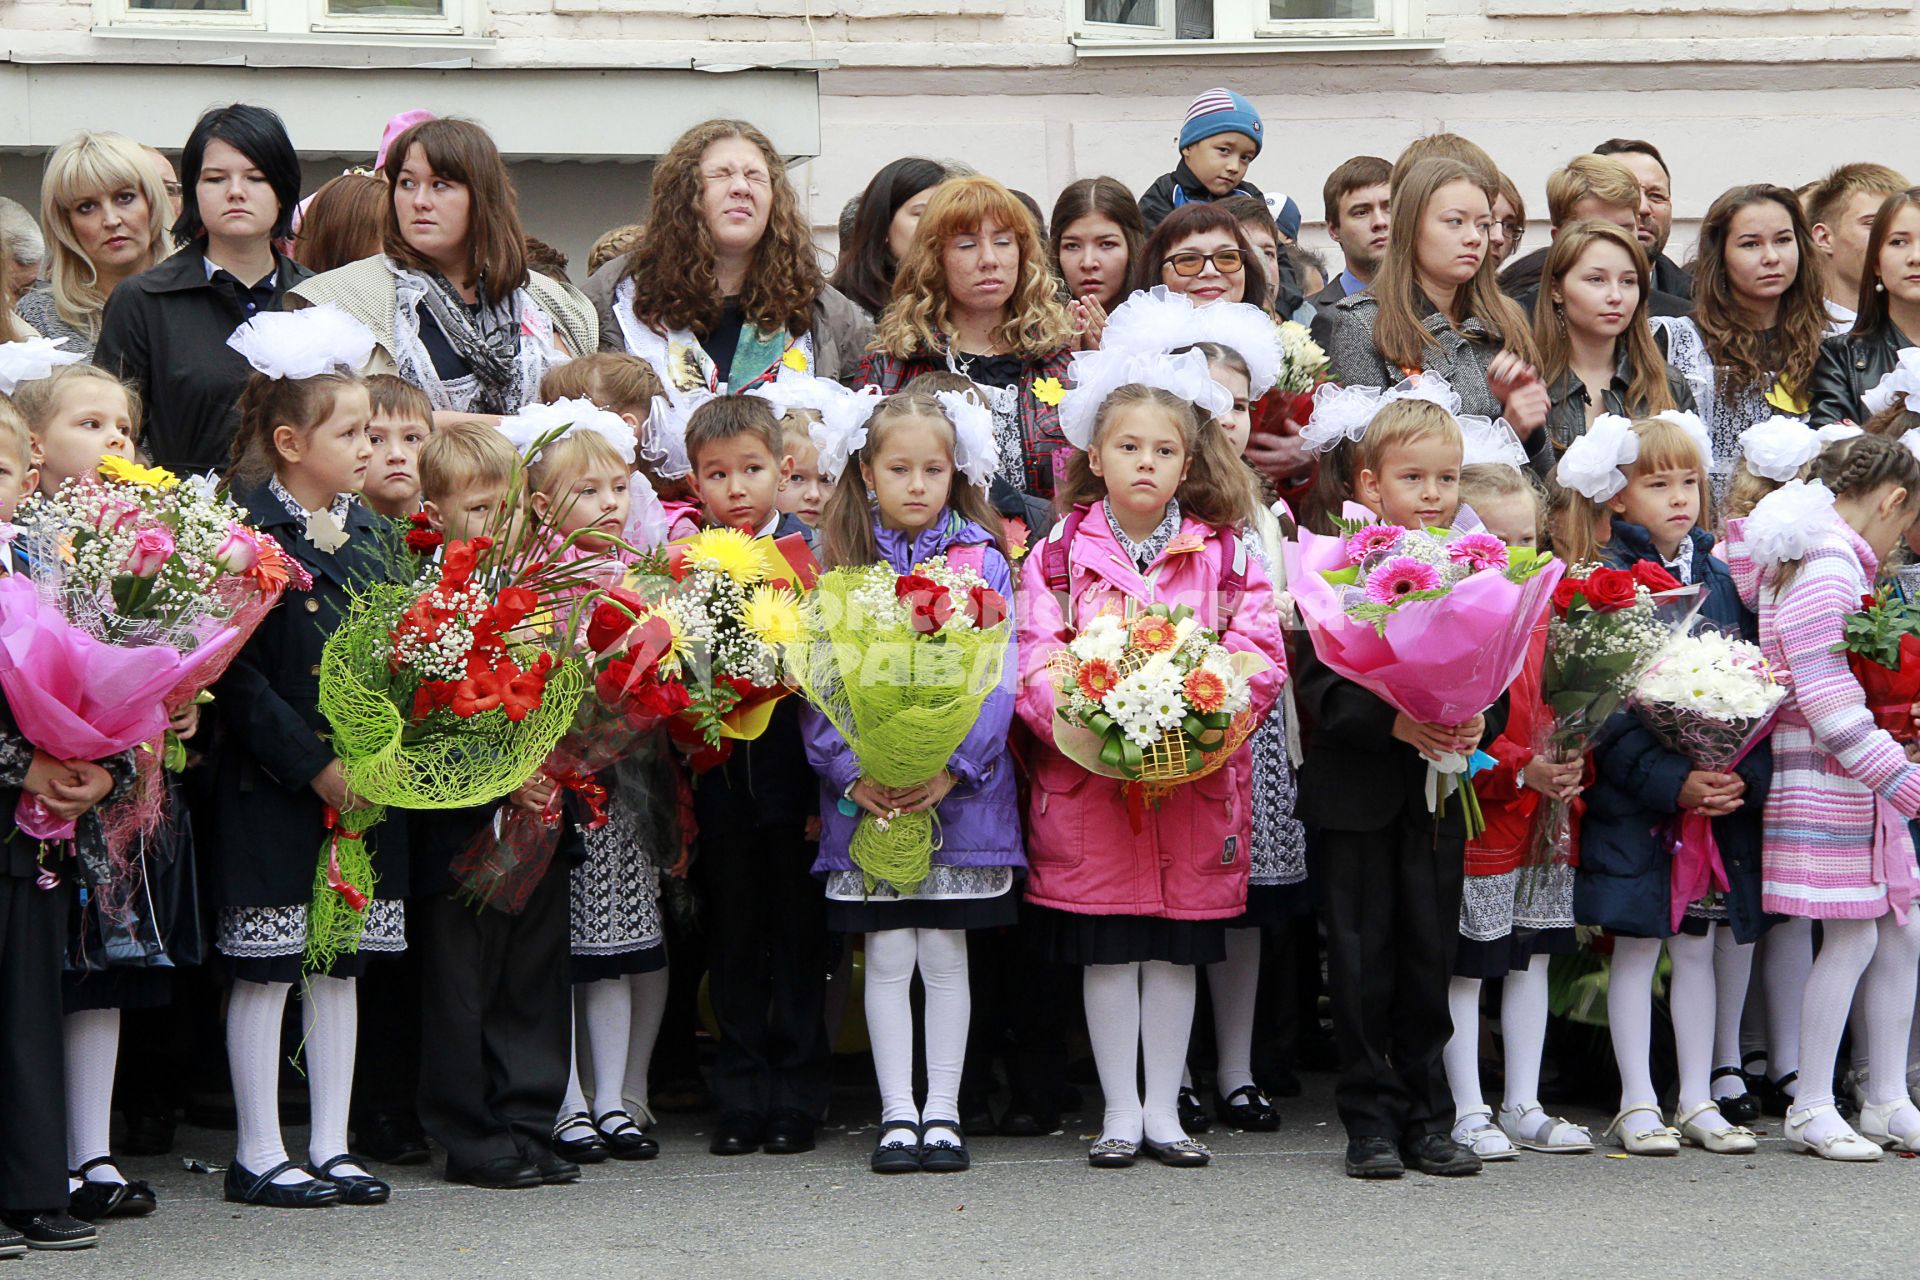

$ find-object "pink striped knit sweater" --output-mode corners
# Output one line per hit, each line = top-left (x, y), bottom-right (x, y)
(1732, 513), (1920, 918)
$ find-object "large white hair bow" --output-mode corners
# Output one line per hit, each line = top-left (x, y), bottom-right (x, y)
(640, 387), (717, 481)
(0, 336), (84, 395)
(934, 389), (1002, 489)
(226, 306), (376, 381)
(496, 397), (637, 466)
(1655, 409), (1715, 471)
(1862, 347), (1920, 418)
(1298, 372), (1460, 455)
(1554, 413), (1640, 502)
(746, 368), (884, 484)
(1098, 287), (1285, 400)
(1058, 347), (1232, 450)
(1741, 479), (1838, 568)
(1737, 416), (1820, 482)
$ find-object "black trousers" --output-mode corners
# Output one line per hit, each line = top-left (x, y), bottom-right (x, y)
(1312, 819), (1464, 1143)
(416, 861), (571, 1174)
(696, 820), (830, 1121)
(0, 876), (69, 1212)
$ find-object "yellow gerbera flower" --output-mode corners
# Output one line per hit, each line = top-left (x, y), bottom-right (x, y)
(681, 527), (771, 586)
(1031, 376), (1065, 407)
(742, 585), (802, 648)
(97, 453), (177, 489)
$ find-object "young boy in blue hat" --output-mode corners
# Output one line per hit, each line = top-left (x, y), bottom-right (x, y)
(1139, 87), (1266, 233)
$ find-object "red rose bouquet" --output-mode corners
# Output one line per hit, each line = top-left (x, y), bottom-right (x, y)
(1835, 588), (1920, 743)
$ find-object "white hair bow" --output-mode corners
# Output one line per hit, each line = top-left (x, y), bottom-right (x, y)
(496, 398), (637, 466)
(1654, 409), (1715, 471)
(1457, 415), (1529, 471)
(932, 389), (1002, 489)
(226, 306), (376, 381)
(0, 336), (84, 395)
(1740, 479), (1837, 568)
(1098, 286), (1285, 400)
(746, 368), (884, 484)
(640, 387), (717, 481)
(1298, 372), (1460, 455)
(1554, 413), (1640, 502)
(1058, 347), (1232, 451)
(1738, 415), (1820, 482)
(1861, 347), (1920, 418)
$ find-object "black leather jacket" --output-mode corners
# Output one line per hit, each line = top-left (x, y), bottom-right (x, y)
(1808, 322), (1913, 427)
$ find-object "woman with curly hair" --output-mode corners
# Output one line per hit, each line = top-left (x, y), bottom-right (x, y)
(289, 117), (595, 420)
(1653, 183), (1827, 508)
(586, 119), (872, 397)
(857, 175), (1076, 501)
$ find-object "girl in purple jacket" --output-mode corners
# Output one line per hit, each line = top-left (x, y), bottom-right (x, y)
(803, 387), (1022, 1176)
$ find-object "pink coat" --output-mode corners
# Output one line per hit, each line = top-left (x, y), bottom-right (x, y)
(1014, 507), (1286, 921)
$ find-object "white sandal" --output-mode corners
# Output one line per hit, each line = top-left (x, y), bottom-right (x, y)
(1785, 1103), (1881, 1162)
(1498, 1103), (1593, 1154)
(1450, 1107), (1518, 1161)
(1858, 1099), (1920, 1153)
(1602, 1104), (1680, 1156)
(1674, 1101), (1757, 1155)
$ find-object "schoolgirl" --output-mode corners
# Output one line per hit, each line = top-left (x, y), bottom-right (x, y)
(802, 383), (1022, 1174)
(205, 306), (405, 1208)
(1015, 344), (1283, 1169)
(1558, 412), (1770, 1156)
(538, 352), (697, 545)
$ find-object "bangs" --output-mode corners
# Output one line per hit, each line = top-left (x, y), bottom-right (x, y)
(1359, 400), (1462, 471)
(1631, 417), (1707, 476)
(920, 179), (1038, 251)
(48, 142), (153, 212)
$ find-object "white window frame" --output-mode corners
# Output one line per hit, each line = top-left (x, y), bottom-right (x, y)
(94, 0), (484, 41)
(1075, 0), (1433, 55)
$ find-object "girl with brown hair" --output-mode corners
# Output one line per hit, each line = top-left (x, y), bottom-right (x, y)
(1810, 187), (1920, 428)
(859, 175), (1076, 501)
(1653, 183), (1828, 504)
(289, 117), (595, 419)
(588, 119), (872, 396)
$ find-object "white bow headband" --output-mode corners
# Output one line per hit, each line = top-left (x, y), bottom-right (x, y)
(496, 398), (637, 467)
(227, 305), (376, 381)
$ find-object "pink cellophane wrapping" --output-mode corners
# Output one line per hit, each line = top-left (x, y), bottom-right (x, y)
(1285, 504), (1566, 724)
(1635, 697), (1780, 931)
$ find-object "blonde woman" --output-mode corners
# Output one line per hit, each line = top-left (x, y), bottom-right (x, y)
(19, 132), (172, 357)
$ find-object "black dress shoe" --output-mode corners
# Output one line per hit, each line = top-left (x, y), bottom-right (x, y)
(314, 1155), (392, 1205)
(1215, 1084), (1281, 1132)
(959, 1097), (997, 1137)
(65, 1178), (126, 1222)
(111, 1180), (158, 1218)
(1140, 1135), (1211, 1167)
(120, 1111), (177, 1157)
(995, 1101), (1059, 1138)
(593, 1110), (659, 1161)
(552, 1112), (611, 1164)
(223, 1159), (341, 1208)
(1176, 1087), (1212, 1134)
(1344, 1136), (1404, 1180)
(709, 1112), (764, 1157)
(869, 1123), (921, 1174)
(74, 1157), (157, 1218)
(0, 1211), (96, 1251)
(533, 1153), (581, 1185)
(917, 1121), (969, 1173)
(762, 1109), (816, 1155)
(0, 1224), (24, 1259)
(446, 1156), (542, 1190)
(1401, 1132), (1482, 1177)
(352, 1114), (431, 1167)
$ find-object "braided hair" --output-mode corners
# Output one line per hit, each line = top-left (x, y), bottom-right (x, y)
(1772, 433), (1920, 591)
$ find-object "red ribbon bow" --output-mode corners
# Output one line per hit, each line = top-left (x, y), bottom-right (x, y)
(544, 772), (611, 832)
(322, 805), (371, 912)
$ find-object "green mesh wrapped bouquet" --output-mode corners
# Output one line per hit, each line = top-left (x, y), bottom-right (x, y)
(787, 554), (1012, 892)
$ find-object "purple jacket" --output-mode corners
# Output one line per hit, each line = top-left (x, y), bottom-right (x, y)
(805, 512), (1026, 876)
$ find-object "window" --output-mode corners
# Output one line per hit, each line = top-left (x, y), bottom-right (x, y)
(99, 0), (478, 38)
(1077, 0), (1418, 50)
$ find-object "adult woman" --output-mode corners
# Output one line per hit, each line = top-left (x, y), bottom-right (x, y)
(95, 104), (309, 472)
(857, 175), (1075, 500)
(1132, 203), (1270, 313)
(1810, 188), (1920, 428)
(587, 119), (871, 397)
(1535, 220), (1689, 454)
(1653, 183), (1827, 503)
(832, 157), (954, 319)
(293, 172), (387, 275)
(1320, 157), (1552, 499)
(290, 118), (592, 419)
(1049, 177), (1144, 351)
(18, 132), (173, 359)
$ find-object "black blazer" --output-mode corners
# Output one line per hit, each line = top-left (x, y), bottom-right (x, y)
(95, 250), (313, 475)
(1809, 322), (1912, 428)
(204, 484), (408, 908)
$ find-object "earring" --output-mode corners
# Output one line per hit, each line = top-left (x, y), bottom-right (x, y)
(1553, 301), (1567, 336)
(1878, 280), (1887, 293)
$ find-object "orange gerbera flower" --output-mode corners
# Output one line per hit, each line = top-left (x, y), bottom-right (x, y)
(1183, 667), (1228, 715)
(1130, 614), (1177, 653)
(1077, 658), (1120, 702)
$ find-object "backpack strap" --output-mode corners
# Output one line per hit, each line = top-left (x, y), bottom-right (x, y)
(1216, 529), (1249, 623)
(946, 542), (987, 576)
(1041, 507), (1088, 631)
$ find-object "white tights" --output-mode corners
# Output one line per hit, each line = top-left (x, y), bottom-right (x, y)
(1443, 953), (1553, 1118)
(562, 967), (670, 1124)
(1608, 932), (1718, 1135)
(1203, 929), (1261, 1097)
(1084, 961), (1195, 1146)
(1796, 912), (1920, 1144)
(864, 929), (971, 1139)
(64, 1010), (121, 1186)
(228, 975), (361, 1187)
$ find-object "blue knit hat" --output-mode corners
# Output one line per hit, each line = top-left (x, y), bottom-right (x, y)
(1178, 88), (1263, 156)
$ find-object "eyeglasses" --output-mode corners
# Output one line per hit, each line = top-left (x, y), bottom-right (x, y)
(1163, 249), (1243, 277)
(162, 182), (183, 199)
(1499, 220), (1525, 245)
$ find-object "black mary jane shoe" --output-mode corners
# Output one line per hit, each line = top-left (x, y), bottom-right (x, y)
(1760, 1070), (1799, 1119)
(223, 1159), (341, 1209)
(552, 1112), (611, 1164)
(869, 1123), (922, 1175)
(1176, 1087), (1212, 1135)
(917, 1121), (970, 1174)
(1215, 1084), (1281, 1132)
(1086, 1137), (1138, 1169)
(76, 1158), (156, 1218)
(593, 1110), (659, 1161)
(1710, 1066), (1762, 1127)
(1141, 1136), (1212, 1168)
(64, 1177), (126, 1223)
(314, 1155), (391, 1205)
(0, 1211), (96, 1251)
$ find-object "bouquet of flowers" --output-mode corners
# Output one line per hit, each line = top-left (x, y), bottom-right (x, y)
(1269, 319), (1331, 420)
(1834, 588), (1920, 742)
(654, 526), (819, 751)
(1046, 602), (1268, 830)
(313, 535), (596, 964)
(0, 457), (303, 897)
(1633, 627), (1786, 929)
(789, 554), (1012, 889)
(1530, 562), (1703, 869)
(1289, 504), (1563, 837)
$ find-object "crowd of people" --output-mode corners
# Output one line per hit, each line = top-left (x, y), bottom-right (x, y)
(3, 80), (1920, 1256)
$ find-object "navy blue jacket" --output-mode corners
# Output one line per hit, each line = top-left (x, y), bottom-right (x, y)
(1575, 523), (1772, 941)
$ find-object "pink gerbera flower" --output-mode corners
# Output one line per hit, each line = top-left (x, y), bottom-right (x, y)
(1364, 556), (1443, 605)
(1447, 532), (1510, 573)
(1342, 523), (1403, 567)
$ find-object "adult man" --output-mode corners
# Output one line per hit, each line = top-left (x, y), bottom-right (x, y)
(1501, 154), (1689, 318)
(1594, 139), (1691, 300)
(1315, 155), (1391, 308)
(1805, 162), (1910, 336)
